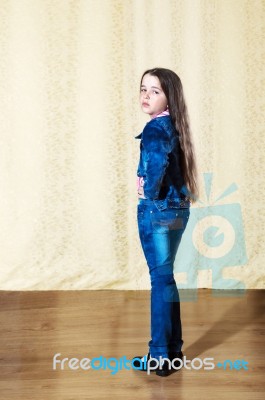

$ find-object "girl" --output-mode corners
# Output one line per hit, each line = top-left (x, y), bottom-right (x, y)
(133, 68), (199, 377)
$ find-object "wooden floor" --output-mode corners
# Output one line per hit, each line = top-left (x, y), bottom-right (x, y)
(0, 289), (264, 399)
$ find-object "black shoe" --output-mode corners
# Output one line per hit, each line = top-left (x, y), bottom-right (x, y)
(131, 353), (155, 369)
(168, 350), (183, 361)
(168, 351), (183, 370)
(156, 359), (171, 377)
(131, 353), (171, 377)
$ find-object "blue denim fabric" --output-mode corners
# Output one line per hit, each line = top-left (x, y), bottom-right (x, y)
(137, 198), (190, 359)
(135, 115), (191, 211)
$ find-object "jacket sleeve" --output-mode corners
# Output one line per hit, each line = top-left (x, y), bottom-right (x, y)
(142, 124), (171, 200)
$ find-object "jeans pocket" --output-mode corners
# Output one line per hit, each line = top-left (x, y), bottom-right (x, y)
(150, 208), (186, 233)
(181, 207), (190, 225)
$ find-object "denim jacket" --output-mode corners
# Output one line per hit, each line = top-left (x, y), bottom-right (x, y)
(135, 116), (190, 211)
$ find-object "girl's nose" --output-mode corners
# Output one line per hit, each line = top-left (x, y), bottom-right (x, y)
(145, 92), (150, 99)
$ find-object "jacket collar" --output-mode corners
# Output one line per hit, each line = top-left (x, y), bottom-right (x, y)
(135, 115), (172, 139)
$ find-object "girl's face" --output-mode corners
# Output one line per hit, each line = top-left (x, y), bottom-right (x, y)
(140, 74), (168, 118)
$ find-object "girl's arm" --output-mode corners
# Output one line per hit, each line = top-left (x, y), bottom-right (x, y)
(142, 125), (171, 200)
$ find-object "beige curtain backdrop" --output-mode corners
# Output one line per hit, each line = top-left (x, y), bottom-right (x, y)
(0, 0), (264, 290)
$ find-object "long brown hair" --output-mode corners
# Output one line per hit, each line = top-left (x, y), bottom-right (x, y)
(140, 67), (200, 203)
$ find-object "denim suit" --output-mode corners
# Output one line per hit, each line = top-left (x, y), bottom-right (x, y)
(135, 115), (190, 210)
(135, 116), (190, 360)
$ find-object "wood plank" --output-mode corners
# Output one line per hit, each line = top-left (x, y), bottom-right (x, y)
(0, 289), (264, 399)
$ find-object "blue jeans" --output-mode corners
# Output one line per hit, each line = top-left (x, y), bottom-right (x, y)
(137, 198), (190, 360)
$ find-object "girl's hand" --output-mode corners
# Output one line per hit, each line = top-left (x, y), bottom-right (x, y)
(137, 177), (146, 199)
(138, 190), (146, 199)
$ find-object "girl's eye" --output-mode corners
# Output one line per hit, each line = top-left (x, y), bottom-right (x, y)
(140, 88), (146, 92)
(153, 91), (159, 94)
